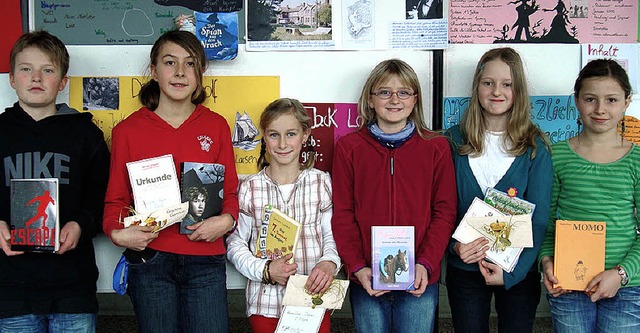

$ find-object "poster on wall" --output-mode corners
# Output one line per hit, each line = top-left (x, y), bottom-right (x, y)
(69, 76), (279, 175)
(443, 96), (579, 144)
(1, 0), (22, 73)
(302, 103), (360, 172)
(34, 0), (241, 45)
(246, 0), (447, 51)
(449, 0), (638, 44)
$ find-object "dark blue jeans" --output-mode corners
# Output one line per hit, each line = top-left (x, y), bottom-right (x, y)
(446, 265), (541, 333)
(349, 282), (438, 332)
(127, 251), (229, 333)
(0, 313), (95, 333)
(547, 286), (640, 333)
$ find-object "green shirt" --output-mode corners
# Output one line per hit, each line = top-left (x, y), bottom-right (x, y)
(539, 140), (640, 287)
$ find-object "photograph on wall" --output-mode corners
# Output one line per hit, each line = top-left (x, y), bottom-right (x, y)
(449, 0), (638, 44)
(406, 0), (444, 20)
(247, 0), (335, 50)
(82, 77), (119, 111)
(247, 0), (447, 50)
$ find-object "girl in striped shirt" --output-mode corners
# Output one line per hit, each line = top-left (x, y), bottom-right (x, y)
(539, 59), (640, 332)
(227, 98), (340, 333)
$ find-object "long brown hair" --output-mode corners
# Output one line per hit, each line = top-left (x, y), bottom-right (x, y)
(139, 30), (207, 110)
(257, 98), (314, 171)
(459, 47), (548, 158)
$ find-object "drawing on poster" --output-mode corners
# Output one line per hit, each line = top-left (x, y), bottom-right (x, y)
(247, 0), (332, 42)
(121, 9), (155, 37)
(83, 78), (119, 111)
(569, 0), (588, 18)
(491, 0), (579, 43)
(406, 0), (443, 20)
(451, 0), (638, 44)
(346, 0), (373, 39)
(232, 112), (260, 151)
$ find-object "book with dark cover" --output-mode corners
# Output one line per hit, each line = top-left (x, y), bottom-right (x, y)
(371, 226), (415, 291)
(10, 178), (59, 252)
(180, 162), (225, 234)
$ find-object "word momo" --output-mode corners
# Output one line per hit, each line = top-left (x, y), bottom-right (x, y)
(573, 223), (605, 232)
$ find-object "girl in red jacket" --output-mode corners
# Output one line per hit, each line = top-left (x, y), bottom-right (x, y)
(103, 31), (239, 333)
(331, 59), (457, 332)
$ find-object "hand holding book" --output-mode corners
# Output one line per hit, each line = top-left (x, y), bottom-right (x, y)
(268, 253), (298, 286)
(0, 221), (23, 256)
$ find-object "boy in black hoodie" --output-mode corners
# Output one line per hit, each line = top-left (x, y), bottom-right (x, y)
(0, 31), (110, 332)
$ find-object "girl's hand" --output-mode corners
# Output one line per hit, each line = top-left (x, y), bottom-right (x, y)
(454, 237), (489, 264)
(187, 214), (234, 243)
(0, 221), (24, 256)
(305, 260), (337, 294)
(111, 225), (158, 251)
(408, 263), (429, 297)
(478, 260), (504, 286)
(541, 256), (571, 297)
(585, 269), (622, 302)
(354, 267), (389, 297)
(269, 253), (298, 286)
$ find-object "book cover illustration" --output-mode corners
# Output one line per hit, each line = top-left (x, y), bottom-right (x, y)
(124, 202), (189, 233)
(554, 220), (606, 291)
(195, 11), (238, 61)
(282, 274), (349, 310)
(180, 162), (225, 235)
(453, 197), (523, 273)
(254, 205), (301, 264)
(484, 187), (536, 215)
(10, 178), (59, 252)
(466, 214), (534, 250)
(126, 154), (181, 214)
(371, 226), (415, 291)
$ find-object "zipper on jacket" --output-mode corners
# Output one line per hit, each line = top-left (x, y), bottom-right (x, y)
(390, 150), (396, 225)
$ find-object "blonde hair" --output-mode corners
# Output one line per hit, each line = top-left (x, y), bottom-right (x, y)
(459, 47), (548, 158)
(358, 59), (434, 139)
(257, 98), (314, 171)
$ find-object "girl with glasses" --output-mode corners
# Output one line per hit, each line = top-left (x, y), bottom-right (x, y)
(332, 59), (457, 332)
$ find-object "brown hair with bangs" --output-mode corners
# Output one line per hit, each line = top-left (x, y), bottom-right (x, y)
(139, 30), (207, 111)
(10, 30), (69, 77)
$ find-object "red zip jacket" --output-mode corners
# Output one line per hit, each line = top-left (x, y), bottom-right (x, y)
(331, 128), (456, 284)
(103, 105), (239, 255)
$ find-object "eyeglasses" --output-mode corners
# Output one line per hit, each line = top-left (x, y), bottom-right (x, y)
(370, 89), (417, 100)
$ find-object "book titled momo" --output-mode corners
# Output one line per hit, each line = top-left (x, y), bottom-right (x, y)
(255, 205), (301, 264)
(554, 220), (606, 291)
(179, 162), (225, 234)
(371, 226), (415, 291)
(126, 154), (181, 214)
(10, 178), (59, 252)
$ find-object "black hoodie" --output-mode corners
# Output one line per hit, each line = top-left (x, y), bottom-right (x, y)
(0, 103), (110, 318)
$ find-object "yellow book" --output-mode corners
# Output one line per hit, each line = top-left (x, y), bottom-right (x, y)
(255, 205), (301, 264)
(554, 220), (606, 291)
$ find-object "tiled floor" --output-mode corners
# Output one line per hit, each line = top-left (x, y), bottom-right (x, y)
(97, 315), (554, 332)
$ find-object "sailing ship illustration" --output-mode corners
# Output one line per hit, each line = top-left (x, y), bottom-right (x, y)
(232, 111), (260, 151)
